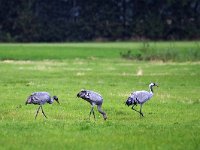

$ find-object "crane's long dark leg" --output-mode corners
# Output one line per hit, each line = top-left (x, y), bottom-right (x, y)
(131, 105), (144, 117)
(89, 105), (95, 120)
(97, 105), (107, 120)
(131, 105), (140, 114)
(139, 104), (144, 117)
(41, 106), (48, 118)
(35, 105), (41, 119)
(92, 110), (95, 119)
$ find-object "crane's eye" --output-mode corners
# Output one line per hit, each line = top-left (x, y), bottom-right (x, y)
(53, 96), (58, 100)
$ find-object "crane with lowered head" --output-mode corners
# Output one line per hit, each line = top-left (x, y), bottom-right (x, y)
(77, 89), (107, 120)
(25, 92), (59, 119)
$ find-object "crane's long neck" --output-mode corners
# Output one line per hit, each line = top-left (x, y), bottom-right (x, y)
(48, 98), (54, 104)
(149, 85), (154, 93)
(97, 105), (107, 120)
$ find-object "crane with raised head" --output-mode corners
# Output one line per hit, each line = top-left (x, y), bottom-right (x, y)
(125, 83), (158, 117)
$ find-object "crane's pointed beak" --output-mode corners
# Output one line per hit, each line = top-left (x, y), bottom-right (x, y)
(125, 102), (129, 106)
(155, 83), (158, 87)
(77, 93), (80, 98)
(56, 99), (60, 104)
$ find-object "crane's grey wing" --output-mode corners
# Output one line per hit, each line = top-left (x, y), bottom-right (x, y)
(86, 90), (103, 104)
(31, 92), (51, 104)
(131, 91), (152, 104)
(26, 94), (40, 104)
(33, 92), (50, 97)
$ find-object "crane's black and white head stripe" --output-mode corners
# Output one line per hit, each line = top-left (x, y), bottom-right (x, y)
(125, 97), (133, 106)
(149, 83), (158, 87)
(77, 90), (87, 98)
(53, 96), (59, 104)
(149, 83), (158, 93)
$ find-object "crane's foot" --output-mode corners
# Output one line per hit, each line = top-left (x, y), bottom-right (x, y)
(35, 106), (41, 119)
(41, 106), (48, 119)
(93, 111), (95, 120)
(41, 110), (48, 118)
(140, 112), (144, 117)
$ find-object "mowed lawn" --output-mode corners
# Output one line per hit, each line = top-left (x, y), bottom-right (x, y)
(0, 43), (200, 150)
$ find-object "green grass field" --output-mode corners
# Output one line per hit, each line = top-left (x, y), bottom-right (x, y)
(0, 41), (199, 61)
(0, 42), (200, 150)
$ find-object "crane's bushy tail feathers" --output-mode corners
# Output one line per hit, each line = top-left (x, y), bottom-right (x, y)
(25, 96), (32, 105)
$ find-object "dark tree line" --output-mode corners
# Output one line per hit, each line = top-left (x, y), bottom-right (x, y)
(0, 0), (200, 42)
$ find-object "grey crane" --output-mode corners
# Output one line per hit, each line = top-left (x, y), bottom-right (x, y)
(25, 92), (59, 119)
(125, 83), (158, 117)
(77, 90), (107, 120)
